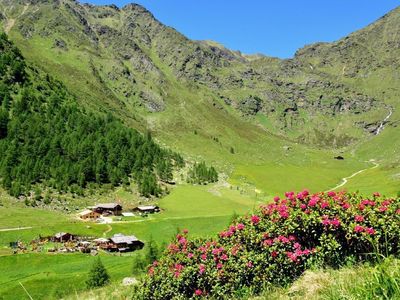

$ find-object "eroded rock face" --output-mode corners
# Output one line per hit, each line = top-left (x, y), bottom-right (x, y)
(139, 91), (165, 112)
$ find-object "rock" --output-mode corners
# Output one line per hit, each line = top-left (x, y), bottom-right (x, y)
(53, 38), (68, 50)
(122, 277), (138, 286)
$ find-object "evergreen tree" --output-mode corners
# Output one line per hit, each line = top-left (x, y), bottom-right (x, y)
(86, 257), (110, 289)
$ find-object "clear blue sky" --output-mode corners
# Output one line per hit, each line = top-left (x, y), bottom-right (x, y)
(81, 0), (399, 58)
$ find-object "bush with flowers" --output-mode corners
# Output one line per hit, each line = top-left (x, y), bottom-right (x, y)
(134, 190), (400, 299)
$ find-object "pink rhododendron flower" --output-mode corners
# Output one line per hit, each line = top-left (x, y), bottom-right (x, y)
(201, 254), (207, 261)
(321, 201), (329, 209)
(216, 263), (223, 269)
(379, 206), (388, 212)
(396, 209), (400, 215)
(355, 215), (364, 222)
(342, 202), (351, 210)
(188, 253), (194, 259)
(237, 223), (245, 230)
(183, 229), (189, 234)
(251, 215), (260, 224)
(271, 251), (278, 258)
(308, 198), (318, 207)
(354, 225), (364, 233)
(195, 289), (203, 296)
(373, 192), (381, 197)
(327, 191), (336, 197)
(199, 264), (206, 275)
(365, 227), (375, 235)
(246, 261), (253, 268)
(263, 239), (273, 247)
(300, 204), (307, 210)
(331, 218), (341, 227)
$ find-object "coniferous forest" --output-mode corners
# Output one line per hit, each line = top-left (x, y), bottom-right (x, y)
(0, 33), (187, 198)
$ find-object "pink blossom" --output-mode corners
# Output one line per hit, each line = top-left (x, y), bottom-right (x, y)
(237, 223), (245, 230)
(373, 192), (381, 197)
(188, 253), (194, 259)
(321, 218), (330, 226)
(216, 262), (223, 269)
(294, 242), (301, 249)
(342, 203), (351, 210)
(308, 198), (318, 207)
(382, 200), (391, 206)
(263, 239), (273, 247)
(365, 227), (375, 235)
(355, 215), (364, 222)
(279, 211), (289, 218)
(300, 204), (307, 210)
(221, 254), (228, 261)
(271, 251), (278, 258)
(183, 229), (189, 234)
(199, 264), (206, 275)
(331, 218), (341, 227)
(396, 209), (400, 215)
(195, 289), (202, 296)
(327, 191), (336, 197)
(246, 261), (253, 268)
(201, 254), (207, 261)
(321, 201), (330, 209)
(251, 215), (261, 225)
(178, 237), (187, 245)
(273, 196), (280, 202)
(379, 206), (388, 212)
(354, 225), (364, 233)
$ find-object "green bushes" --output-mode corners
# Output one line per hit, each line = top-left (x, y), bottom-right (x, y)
(187, 162), (218, 185)
(136, 190), (400, 299)
(86, 258), (110, 289)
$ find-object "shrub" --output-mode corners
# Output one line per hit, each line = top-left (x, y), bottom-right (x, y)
(135, 190), (400, 299)
(86, 257), (110, 289)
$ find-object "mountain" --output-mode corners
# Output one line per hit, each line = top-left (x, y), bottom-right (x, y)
(1, 0), (398, 156)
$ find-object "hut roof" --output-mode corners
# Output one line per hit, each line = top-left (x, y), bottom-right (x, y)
(54, 232), (70, 238)
(110, 233), (139, 244)
(78, 209), (94, 216)
(137, 205), (157, 211)
(95, 203), (121, 209)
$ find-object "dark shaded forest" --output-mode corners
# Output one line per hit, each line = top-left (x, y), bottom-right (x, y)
(0, 33), (186, 197)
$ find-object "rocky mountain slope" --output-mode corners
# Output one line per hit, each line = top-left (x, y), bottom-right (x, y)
(1, 0), (399, 152)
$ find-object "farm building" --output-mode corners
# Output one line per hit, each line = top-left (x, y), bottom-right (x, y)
(51, 232), (76, 243)
(133, 205), (160, 214)
(109, 233), (144, 252)
(94, 203), (122, 216)
(78, 209), (101, 220)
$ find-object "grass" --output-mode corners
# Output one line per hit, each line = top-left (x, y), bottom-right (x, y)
(254, 258), (400, 300)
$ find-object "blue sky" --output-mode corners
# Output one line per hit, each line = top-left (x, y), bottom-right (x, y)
(81, 1), (399, 58)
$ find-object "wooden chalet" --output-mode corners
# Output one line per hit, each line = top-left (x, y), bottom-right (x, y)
(78, 209), (101, 220)
(106, 233), (144, 252)
(94, 203), (122, 216)
(133, 205), (160, 214)
(51, 232), (76, 243)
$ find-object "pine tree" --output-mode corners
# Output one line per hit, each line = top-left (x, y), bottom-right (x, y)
(86, 257), (110, 288)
